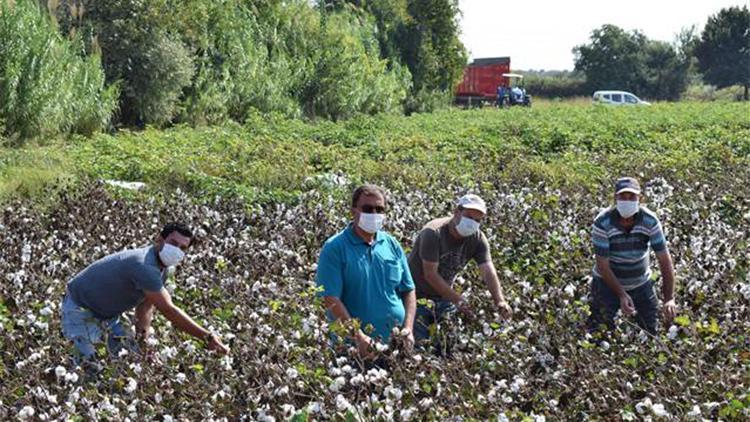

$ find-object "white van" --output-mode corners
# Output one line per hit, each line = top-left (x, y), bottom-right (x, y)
(592, 90), (650, 106)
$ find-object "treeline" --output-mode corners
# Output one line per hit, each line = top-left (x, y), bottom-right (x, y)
(0, 0), (467, 144)
(570, 7), (749, 101)
(523, 6), (749, 101)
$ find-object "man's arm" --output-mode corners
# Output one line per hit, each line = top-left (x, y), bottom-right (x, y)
(134, 300), (155, 340)
(595, 256), (635, 315)
(656, 251), (677, 320)
(401, 289), (416, 331)
(422, 261), (463, 304)
(423, 261), (474, 317)
(400, 290), (416, 350)
(323, 296), (374, 358)
(478, 261), (512, 319)
(143, 289), (229, 354)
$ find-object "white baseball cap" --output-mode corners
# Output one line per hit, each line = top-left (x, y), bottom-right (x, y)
(457, 194), (487, 214)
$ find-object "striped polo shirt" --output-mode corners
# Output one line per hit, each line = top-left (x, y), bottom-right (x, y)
(591, 206), (667, 290)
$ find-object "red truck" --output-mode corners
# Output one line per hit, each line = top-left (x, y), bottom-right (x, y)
(455, 57), (532, 107)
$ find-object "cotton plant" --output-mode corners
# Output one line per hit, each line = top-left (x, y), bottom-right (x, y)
(0, 178), (748, 420)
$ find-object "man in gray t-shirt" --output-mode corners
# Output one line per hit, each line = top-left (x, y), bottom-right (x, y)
(408, 194), (513, 346)
(62, 223), (229, 364)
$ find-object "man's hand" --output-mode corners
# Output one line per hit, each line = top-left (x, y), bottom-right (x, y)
(456, 297), (475, 321)
(354, 331), (376, 360)
(619, 293), (636, 316)
(401, 328), (415, 352)
(206, 334), (230, 355)
(662, 299), (677, 323)
(495, 299), (513, 320)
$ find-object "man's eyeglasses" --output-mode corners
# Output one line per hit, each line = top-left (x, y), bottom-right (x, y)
(360, 205), (386, 214)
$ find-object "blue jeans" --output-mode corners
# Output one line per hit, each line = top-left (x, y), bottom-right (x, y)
(61, 294), (137, 361)
(414, 299), (457, 346)
(587, 277), (659, 334)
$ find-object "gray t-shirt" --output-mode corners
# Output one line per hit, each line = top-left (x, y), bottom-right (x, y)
(67, 246), (166, 318)
(408, 217), (491, 300)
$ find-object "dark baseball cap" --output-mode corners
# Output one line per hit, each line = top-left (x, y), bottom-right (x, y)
(615, 177), (641, 195)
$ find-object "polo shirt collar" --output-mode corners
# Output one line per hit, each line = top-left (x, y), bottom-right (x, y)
(611, 207), (643, 232)
(345, 223), (386, 246)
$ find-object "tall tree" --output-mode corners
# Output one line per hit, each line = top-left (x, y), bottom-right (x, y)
(573, 24), (648, 95)
(694, 6), (750, 100)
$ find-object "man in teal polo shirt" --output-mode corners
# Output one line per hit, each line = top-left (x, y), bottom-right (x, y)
(316, 184), (416, 358)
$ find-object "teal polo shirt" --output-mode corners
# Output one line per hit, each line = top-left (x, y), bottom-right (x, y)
(316, 224), (415, 342)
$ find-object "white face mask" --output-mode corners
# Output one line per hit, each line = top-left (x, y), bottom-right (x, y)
(159, 243), (185, 267)
(357, 213), (385, 234)
(455, 216), (480, 237)
(616, 200), (640, 218)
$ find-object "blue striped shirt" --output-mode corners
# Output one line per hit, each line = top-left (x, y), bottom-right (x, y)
(591, 206), (667, 290)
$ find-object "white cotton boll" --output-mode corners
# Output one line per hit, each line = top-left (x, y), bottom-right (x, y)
(21, 244), (32, 263)
(335, 394), (351, 411)
(274, 386), (289, 397)
(510, 377), (525, 393)
(651, 403), (668, 417)
(162, 415), (173, 422)
(600, 341), (610, 351)
(64, 372), (79, 383)
(374, 342), (388, 352)
(419, 398), (433, 409)
(39, 306), (53, 316)
(329, 376), (346, 392)
(400, 407), (417, 421)
(306, 402), (322, 414)
(564, 284), (576, 297)
(350, 373), (365, 386)
(29, 352), (42, 362)
(385, 386), (403, 400)
(281, 404), (295, 418)
(667, 325), (679, 340)
(55, 366), (67, 379)
(686, 405), (701, 419)
(18, 405), (35, 420)
(124, 378), (137, 394)
(286, 367), (299, 380)
(175, 373), (186, 384)
(635, 398), (652, 414)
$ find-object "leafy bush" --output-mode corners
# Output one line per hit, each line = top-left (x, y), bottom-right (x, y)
(0, 0), (117, 144)
(303, 12), (410, 120)
(63, 0), (194, 126)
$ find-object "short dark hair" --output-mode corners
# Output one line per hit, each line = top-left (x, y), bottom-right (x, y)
(351, 184), (387, 208)
(160, 222), (193, 241)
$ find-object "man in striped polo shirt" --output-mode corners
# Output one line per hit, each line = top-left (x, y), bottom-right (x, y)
(588, 177), (677, 334)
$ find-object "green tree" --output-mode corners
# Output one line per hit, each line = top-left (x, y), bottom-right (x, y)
(400, 0), (467, 96)
(55, 0), (194, 126)
(0, 0), (117, 143)
(574, 24), (691, 100)
(694, 6), (750, 100)
(573, 24), (648, 95)
(642, 40), (689, 100)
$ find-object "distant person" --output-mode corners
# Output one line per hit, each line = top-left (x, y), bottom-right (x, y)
(316, 184), (416, 359)
(496, 85), (505, 107)
(588, 177), (677, 335)
(408, 194), (513, 350)
(62, 223), (229, 367)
